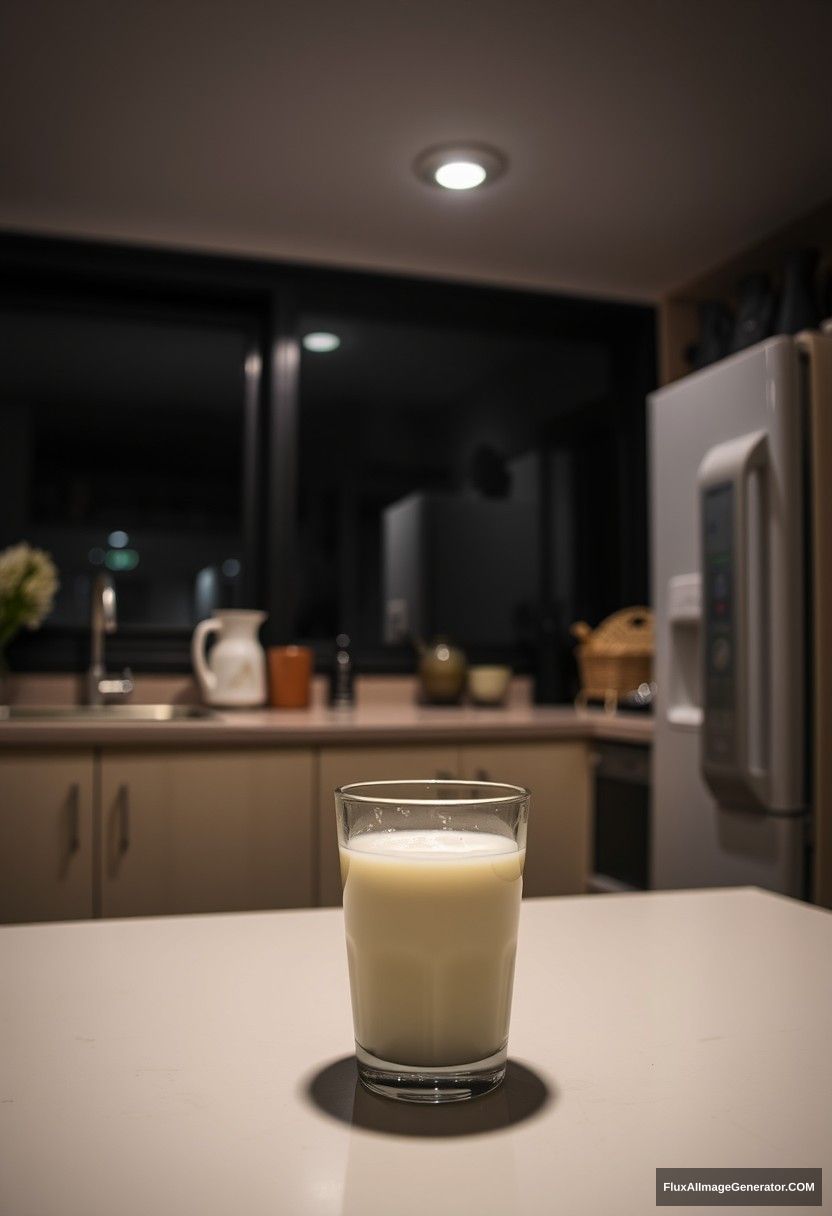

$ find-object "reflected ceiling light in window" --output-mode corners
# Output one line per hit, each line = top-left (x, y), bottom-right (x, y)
(107, 530), (129, 549)
(302, 332), (340, 353)
(414, 143), (507, 191)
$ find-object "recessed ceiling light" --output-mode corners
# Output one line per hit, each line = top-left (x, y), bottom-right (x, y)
(414, 143), (507, 191)
(302, 331), (340, 353)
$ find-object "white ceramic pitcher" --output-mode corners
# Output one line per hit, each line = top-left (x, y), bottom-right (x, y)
(191, 610), (267, 707)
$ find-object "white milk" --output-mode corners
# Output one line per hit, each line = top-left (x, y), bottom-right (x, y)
(341, 829), (524, 1067)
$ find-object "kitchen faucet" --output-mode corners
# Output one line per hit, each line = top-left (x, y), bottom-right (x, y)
(87, 572), (134, 705)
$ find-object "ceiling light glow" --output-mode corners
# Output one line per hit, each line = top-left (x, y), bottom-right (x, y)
(434, 161), (487, 190)
(302, 332), (340, 353)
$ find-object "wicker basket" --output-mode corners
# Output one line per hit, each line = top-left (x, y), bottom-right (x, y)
(570, 607), (654, 710)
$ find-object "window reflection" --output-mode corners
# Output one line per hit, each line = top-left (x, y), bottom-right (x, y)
(297, 311), (612, 664)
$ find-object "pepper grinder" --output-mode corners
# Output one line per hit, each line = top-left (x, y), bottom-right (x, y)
(329, 633), (355, 707)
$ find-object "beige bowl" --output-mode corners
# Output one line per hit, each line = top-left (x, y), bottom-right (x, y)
(467, 665), (512, 706)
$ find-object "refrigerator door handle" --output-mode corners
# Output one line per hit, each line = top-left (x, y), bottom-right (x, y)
(698, 430), (770, 810)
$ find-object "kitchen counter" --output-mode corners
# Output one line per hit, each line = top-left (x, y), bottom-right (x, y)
(0, 701), (652, 748)
(0, 888), (828, 1216)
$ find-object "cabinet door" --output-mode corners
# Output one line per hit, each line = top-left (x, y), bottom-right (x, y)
(0, 751), (94, 923)
(317, 745), (461, 906)
(100, 748), (314, 917)
(460, 742), (590, 897)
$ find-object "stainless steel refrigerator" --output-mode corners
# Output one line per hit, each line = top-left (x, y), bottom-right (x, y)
(649, 330), (832, 903)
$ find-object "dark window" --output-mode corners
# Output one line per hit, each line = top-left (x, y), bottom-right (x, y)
(0, 234), (655, 677)
(0, 301), (256, 668)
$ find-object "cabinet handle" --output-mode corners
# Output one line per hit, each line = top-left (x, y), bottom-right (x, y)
(476, 768), (490, 782)
(68, 783), (81, 853)
(118, 784), (130, 853)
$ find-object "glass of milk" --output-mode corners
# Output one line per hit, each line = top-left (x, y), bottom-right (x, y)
(335, 779), (529, 1104)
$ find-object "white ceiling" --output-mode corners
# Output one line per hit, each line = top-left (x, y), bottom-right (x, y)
(1, 0), (831, 302)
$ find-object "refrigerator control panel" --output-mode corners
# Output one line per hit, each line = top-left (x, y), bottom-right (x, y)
(703, 483), (736, 765)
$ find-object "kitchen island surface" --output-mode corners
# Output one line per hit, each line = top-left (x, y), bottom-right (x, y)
(1, 888), (828, 1216)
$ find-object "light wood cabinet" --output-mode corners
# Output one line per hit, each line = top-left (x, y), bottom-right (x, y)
(0, 750), (94, 923)
(460, 742), (591, 897)
(99, 748), (315, 917)
(0, 734), (594, 921)
(316, 744), (460, 905)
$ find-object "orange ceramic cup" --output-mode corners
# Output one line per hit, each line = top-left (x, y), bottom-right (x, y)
(268, 645), (313, 709)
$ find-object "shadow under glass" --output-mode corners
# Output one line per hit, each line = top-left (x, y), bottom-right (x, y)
(304, 1055), (554, 1138)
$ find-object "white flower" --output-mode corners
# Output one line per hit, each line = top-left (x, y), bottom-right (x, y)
(0, 543), (60, 641)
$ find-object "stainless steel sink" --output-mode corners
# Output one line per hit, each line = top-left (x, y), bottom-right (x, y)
(0, 704), (219, 721)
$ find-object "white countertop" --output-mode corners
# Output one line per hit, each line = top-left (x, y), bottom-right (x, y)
(0, 702), (653, 748)
(0, 674), (653, 748)
(1, 888), (828, 1216)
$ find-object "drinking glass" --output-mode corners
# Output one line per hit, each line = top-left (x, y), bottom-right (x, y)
(335, 779), (529, 1104)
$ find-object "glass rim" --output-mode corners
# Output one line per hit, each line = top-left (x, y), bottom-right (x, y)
(335, 778), (530, 807)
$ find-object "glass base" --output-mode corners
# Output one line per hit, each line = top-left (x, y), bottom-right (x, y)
(355, 1042), (507, 1104)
